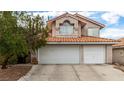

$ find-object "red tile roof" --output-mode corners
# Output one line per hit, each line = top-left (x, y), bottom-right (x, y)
(47, 36), (119, 42)
(113, 38), (124, 47)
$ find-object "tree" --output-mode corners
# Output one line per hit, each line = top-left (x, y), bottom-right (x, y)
(0, 11), (48, 69)
(0, 11), (28, 69)
(25, 14), (48, 63)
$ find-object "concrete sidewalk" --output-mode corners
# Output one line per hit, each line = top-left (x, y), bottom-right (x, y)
(19, 64), (124, 81)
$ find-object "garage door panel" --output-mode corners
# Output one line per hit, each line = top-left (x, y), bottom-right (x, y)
(38, 45), (79, 64)
(84, 45), (105, 64)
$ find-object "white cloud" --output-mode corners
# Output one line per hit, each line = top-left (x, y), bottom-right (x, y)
(101, 11), (124, 24)
(101, 28), (124, 39)
(101, 12), (120, 24)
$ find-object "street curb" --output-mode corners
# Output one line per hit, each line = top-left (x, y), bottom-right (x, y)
(18, 65), (39, 81)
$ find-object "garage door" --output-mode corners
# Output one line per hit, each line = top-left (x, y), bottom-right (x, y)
(83, 45), (105, 64)
(38, 45), (79, 64)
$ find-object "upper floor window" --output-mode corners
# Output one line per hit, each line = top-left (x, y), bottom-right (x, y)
(88, 28), (99, 37)
(59, 20), (74, 35)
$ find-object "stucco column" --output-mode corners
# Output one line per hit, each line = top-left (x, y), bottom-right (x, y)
(79, 45), (83, 64)
(106, 45), (112, 64)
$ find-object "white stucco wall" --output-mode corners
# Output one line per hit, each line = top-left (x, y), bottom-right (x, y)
(106, 45), (112, 64)
(113, 48), (124, 64)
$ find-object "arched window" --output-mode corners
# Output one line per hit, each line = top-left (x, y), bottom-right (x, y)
(59, 20), (74, 35)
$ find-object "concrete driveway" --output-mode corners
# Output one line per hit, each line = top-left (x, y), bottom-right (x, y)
(19, 64), (124, 81)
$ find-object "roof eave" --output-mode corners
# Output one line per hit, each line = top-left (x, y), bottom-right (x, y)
(47, 42), (118, 45)
(113, 46), (124, 49)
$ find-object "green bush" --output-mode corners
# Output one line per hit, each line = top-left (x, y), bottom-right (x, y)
(0, 54), (30, 65)
(8, 55), (18, 65)
(0, 55), (5, 65)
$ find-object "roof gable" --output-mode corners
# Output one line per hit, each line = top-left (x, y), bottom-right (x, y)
(74, 13), (105, 28)
(48, 12), (78, 23)
(47, 12), (105, 28)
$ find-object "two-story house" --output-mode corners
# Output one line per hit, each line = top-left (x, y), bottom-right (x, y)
(37, 13), (118, 64)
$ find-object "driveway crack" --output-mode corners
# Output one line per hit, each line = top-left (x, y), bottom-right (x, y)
(88, 65), (104, 80)
(71, 65), (80, 81)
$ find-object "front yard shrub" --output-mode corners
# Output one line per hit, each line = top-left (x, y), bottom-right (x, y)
(8, 55), (18, 65)
(0, 55), (5, 65)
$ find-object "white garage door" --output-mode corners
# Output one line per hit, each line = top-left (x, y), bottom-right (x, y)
(83, 45), (105, 64)
(38, 45), (79, 64)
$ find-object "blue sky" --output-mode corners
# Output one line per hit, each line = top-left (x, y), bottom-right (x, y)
(31, 11), (124, 39)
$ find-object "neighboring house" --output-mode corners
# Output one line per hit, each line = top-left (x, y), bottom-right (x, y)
(113, 38), (124, 64)
(36, 13), (119, 64)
